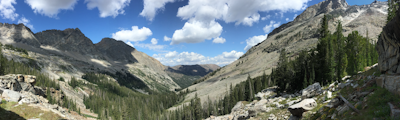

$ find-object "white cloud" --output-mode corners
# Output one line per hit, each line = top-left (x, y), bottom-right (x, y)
(244, 34), (268, 51)
(169, 20), (222, 45)
(153, 50), (244, 66)
(25, 0), (78, 18)
(111, 26), (152, 42)
(293, 14), (298, 20)
(212, 37), (226, 44)
(126, 41), (165, 51)
(164, 36), (171, 41)
(177, 0), (310, 26)
(151, 38), (158, 44)
(18, 17), (33, 29)
(140, 0), (175, 21)
(261, 15), (271, 21)
(286, 18), (289, 21)
(263, 20), (280, 33)
(168, 0), (310, 45)
(0, 0), (18, 21)
(165, 51), (178, 58)
(85, 0), (130, 18)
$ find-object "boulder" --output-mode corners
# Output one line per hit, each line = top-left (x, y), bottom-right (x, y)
(268, 114), (277, 120)
(252, 99), (270, 112)
(301, 83), (322, 99)
(376, 75), (400, 96)
(20, 82), (35, 94)
(34, 86), (46, 97)
(288, 99), (317, 117)
(388, 102), (400, 119)
(0, 78), (22, 91)
(327, 91), (332, 99)
(24, 75), (36, 85)
(1, 89), (21, 102)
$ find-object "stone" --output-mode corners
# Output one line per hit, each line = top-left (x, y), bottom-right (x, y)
(338, 82), (350, 89)
(1, 89), (21, 102)
(288, 99), (317, 117)
(248, 109), (257, 117)
(388, 102), (400, 119)
(268, 114), (277, 120)
(288, 115), (301, 120)
(34, 86), (45, 97)
(24, 75), (36, 85)
(379, 75), (400, 96)
(337, 105), (349, 115)
(20, 82), (35, 94)
(301, 83), (322, 99)
(327, 91), (332, 99)
(252, 99), (270, 112)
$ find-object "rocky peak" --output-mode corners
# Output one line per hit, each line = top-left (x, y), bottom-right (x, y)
(95, 38), (138, 63)
(0, 23), (41, 47)
(35, 28), (97, 54)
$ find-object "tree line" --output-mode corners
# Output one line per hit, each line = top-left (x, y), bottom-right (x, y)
(271, 15), (378, 93)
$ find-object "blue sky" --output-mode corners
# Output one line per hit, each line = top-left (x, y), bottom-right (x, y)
(0, 0), (380, 66)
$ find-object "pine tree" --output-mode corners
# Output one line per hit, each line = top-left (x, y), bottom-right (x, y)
(335, 21), (344, 81)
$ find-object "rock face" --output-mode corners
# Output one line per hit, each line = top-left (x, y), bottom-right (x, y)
(375, 75), (400, 96)
(376, 5), (400, 74)
(301, 83), (322, 99)
(1, 89), (21, 102)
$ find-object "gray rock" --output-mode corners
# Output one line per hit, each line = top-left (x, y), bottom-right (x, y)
(288, 99), (317, 117)
(268, 114), (277, 120)
(388, 102), (400, 119)
(1, 89), (21, 102)
(301, 83), (322, 99)
(337, 105), (349, 115)
(288, 115), (301, 120)
(327, 91), (332, 99)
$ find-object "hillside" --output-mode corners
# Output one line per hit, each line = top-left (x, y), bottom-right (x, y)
(181, 0), (387, 106)
(0, 23), (181, 92)
(166, 64), (220, 89)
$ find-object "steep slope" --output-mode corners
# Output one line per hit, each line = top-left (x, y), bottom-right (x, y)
(166, 64), (220, 89)
(0, 23), (180, 92)
(181, 0), (387, 106)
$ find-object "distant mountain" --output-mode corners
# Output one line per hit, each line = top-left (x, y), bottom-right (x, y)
(166, 64), (220, 89)
(177, 0), (388, 106)
(0, 23), (180, 92)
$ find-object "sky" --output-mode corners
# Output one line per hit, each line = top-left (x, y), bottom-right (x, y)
(0, 0), (381, 67)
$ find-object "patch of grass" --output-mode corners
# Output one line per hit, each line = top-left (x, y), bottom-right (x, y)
(83, 114), (97, 119)
(1, 102), (62, 120)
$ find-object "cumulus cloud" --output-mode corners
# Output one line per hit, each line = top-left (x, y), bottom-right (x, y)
(25, 0), (78, 18)
(212, 37), (226, 44)
(263, 20), (280, 33)
(85, 0), (130, 18)
(164, 36), (171, 41)
(286, 18), (289, 21)
(140, 0), (175, 21)
(244, 34), (267, 51)
(169, 20), (222, 45)
(18, 17), (33, 29)
(111, 26), (152, 42)
(168, 0), (310, 45)
(151, 38), (158, 44)
(261, 15), (271, 21)
(0, 0), (19, 21)
(176, 0), (310, 26)
(153, 50), (244, 66)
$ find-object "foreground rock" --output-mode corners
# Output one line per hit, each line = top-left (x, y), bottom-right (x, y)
(288, 99), (317, 117)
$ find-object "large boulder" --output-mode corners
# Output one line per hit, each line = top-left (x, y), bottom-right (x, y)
(1, 89), (21, 102)
(231, 102), (244, 113)
(301, 83), (322, 99)
(24, 75), (36, 85)
(375, 75), (400, 96)
(389, 102), (400, 119)
(288, 99), (317, 117)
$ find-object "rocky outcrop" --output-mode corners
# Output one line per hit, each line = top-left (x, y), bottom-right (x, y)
(167, 64), (220, 76)
(376, 4), (400, 74)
